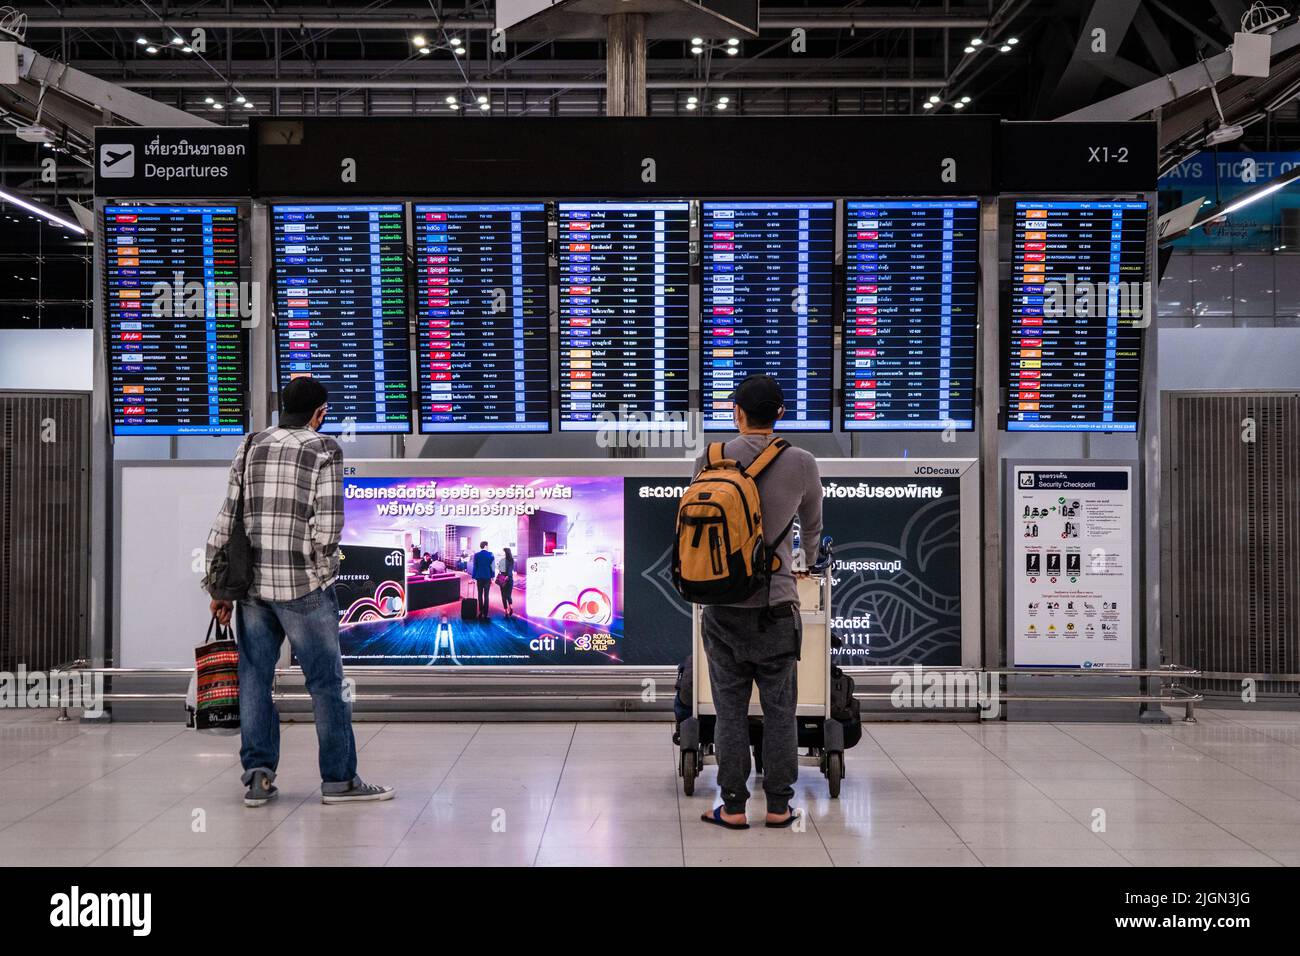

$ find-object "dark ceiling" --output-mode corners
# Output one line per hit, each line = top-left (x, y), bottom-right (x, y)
(4, 0), (1300, 202)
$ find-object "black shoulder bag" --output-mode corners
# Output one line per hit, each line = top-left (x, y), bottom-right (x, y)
(204, 436), (256, 601)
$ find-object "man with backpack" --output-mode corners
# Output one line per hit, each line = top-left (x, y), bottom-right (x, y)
(680, 374), (823, 830)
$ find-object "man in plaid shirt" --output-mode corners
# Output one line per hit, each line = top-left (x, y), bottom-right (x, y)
(206, 377), (394, 808)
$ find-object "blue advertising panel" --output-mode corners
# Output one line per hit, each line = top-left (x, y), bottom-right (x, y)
(1159, 151), (1300, 251)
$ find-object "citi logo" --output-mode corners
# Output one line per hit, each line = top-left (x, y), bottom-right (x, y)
(49, 886), (151, 936)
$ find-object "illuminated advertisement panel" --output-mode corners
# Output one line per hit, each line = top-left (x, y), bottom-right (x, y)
(338, 475), (633, 665)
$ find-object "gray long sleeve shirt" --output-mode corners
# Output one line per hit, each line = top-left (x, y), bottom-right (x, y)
(693, 434), (824, 608)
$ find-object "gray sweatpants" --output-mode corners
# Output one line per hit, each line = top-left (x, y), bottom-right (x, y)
(701, 604), (800, 815)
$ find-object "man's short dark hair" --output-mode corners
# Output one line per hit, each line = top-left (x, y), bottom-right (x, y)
(480, 541), (488, 549)
(732, 374), (785, 428)
(280, 376), (328, 427)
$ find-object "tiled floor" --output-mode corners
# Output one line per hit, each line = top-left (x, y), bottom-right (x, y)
(2, 707), (1300, 866)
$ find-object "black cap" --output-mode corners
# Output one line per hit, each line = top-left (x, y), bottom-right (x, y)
(280, 376), (328, 427)
(731, 374), (785, 426)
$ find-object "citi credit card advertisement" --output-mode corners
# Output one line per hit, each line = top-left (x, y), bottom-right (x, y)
(335, 544), (407, 626)
(338, 475), (639, 665)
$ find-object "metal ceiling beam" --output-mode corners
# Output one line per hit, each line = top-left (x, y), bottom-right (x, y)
(1206, 0), (1249, 38)
(759, 11), (989, 29)
(21, 14), (496, 32)
(3, 45), (208, 140)
(1131, 4), (1179, 75)
(1147, 0), (1226, 53)
(69, 58), (947, 78)
(1043, 0), (1142, 117)
(22, 8), (989, 32)
(117, 77), (946, 91)
(1059, 18), (1300, 121)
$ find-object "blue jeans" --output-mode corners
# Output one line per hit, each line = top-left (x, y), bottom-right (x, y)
(236, 585), (358, 789)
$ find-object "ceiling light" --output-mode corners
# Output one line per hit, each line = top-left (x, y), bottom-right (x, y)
(727, 38), (739, 46)
(477, 95), (488, 104)
(960, 95), (971, 104)
(449, 103), (460, 110)
(970, 37), (983, 46)
(691, 45), (703, 54)
(170, 37), (183, 46)
(929, 94), (940, 103)
(687, 96), (698, 104)
(726, 47), (738, 55)
(715, 102), (728, 110)
(235, 95), (246, 104)
(243, 101), (254, 109)
(718, 96), (729, 104)
(204, 96), (215, 104)
(412, 34), (426, 47)
(145, 45), (158, 54)
(453, 46), (465, 55)
(418, 46), (430, 54)
(964, 46), (975, 53)
(1007, 37), (1019, 45)
(691, 37), (703, 45)
(999, 44), (1012, 52)
(182, 46), (193, 53)
(136, 37), (148, 45)
(450, 37), (463, 46)
(212, 102), (223, 110)
(479, 103), (490, 111)
(686, 102), (697, 110)
(953, 101), (966, 109)
(445, 95), (457, 104)
(922, 101), (934, 110)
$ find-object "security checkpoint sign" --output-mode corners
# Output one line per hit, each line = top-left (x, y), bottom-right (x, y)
(1011, 465), (1134, 669)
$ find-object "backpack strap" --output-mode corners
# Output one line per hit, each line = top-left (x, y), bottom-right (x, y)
(706, 442), (728, 468)
(746, 437), (790, 479)
(767, 515), (797, 569)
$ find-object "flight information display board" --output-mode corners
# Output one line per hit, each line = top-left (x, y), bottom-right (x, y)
(842, 199), (979, 431)
(270, 203), (412, 434)
(103, 205), (245, 436)
(701, 201), (835, 431)
(1005, 200), (1149, 432)
(413, 203), (550, 433)
(557, 201), (690, 431)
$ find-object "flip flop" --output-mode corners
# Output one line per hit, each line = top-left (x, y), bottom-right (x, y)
(765, 808), (803, 829)
(700, 806), (750, 830)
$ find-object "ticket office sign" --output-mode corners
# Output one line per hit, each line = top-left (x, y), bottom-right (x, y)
(1010, 464), (1135, 669)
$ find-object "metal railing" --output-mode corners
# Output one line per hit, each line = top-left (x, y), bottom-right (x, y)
(37, 661), (1203, 723)
(984, 666), (1203, 722)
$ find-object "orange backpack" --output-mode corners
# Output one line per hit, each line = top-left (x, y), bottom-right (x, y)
(672, 439), (792, 605)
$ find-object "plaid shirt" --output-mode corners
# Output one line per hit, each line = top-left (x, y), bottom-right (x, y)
(205, 426), (345, 602)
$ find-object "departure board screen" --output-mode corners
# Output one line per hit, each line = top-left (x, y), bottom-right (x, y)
(414, 203), (550, 433)
(557, 201), (690, 431)
(701, 201), (834, 432)
(103, 205), (245, 436)
(842, 199), (979, 431)
(1005, 200), (1148, 432)
(270, 203), (412, 434)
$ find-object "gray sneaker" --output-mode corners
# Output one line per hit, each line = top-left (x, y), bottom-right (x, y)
(321, 779), (395, 805)
(243, 769), (279, 808)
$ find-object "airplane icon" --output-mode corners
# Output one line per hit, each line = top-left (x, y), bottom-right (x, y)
(99, 144), (134, 177)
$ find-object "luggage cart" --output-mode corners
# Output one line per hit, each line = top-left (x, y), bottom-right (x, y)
(675, 548), (849, 798)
